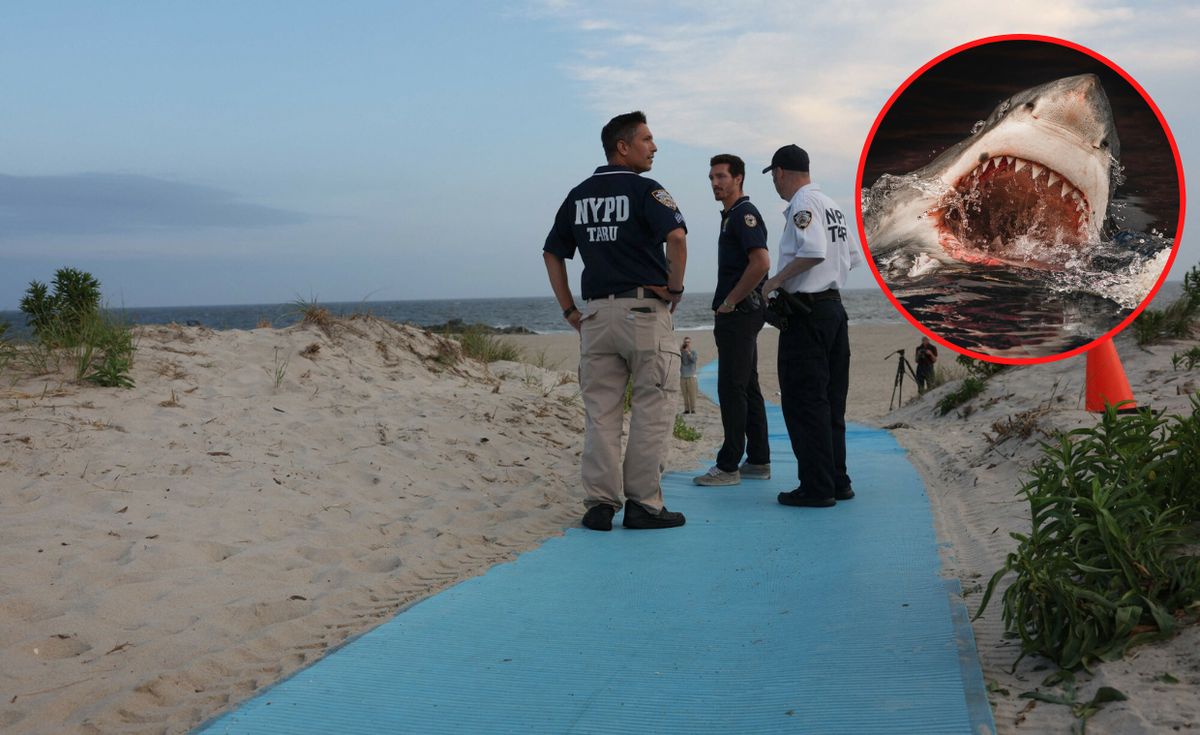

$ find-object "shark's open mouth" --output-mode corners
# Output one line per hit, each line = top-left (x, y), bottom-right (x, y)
(935, 155), (1091, 267)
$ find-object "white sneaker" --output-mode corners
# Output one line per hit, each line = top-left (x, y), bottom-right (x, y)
(739, 462), (771, 480)
(693, 465), (740, 486)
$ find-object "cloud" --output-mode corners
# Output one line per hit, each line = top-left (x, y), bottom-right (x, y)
(535, 0), (1190, 170)
(0, 173), (307, 239)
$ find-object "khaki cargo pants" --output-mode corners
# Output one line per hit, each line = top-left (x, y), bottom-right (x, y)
(578, 296), (680, 512)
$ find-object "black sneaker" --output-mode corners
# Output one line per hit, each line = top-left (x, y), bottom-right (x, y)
(622, 500), (686, 529)
(777, 489), (836, 508)
(582, 504), (616, 531)
(835, 486), (855, 501)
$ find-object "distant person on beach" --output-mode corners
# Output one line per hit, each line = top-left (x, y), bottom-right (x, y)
(693, 153), (771, 487)
(915, 336), (938, 394)
(760, 145), (863, 508)
(543, 110), (689, 532)
(680, 337), (698, 414)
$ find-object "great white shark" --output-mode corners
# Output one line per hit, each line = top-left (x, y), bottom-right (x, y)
(865, 74), (1121, 277)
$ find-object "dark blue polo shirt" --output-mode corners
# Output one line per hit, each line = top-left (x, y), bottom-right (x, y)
(712, 196), (768, 310)
(544, 165), (687, 301)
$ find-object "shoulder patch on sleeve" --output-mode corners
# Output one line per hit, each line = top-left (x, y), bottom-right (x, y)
(651, 188), (678, 211)
(792, 210), (812, 229)
(743, 213), (757, 228)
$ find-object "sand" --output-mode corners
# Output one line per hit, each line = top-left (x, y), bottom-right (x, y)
(1, 315), (1196, 734)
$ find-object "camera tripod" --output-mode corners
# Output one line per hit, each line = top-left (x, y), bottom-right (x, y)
(885, 348), (917, 411)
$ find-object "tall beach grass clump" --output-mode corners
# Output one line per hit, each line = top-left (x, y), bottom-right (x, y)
(16, 267), (136, 387)
(976, 399), (1200, 670)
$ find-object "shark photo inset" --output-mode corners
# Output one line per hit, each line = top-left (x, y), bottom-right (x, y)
(860, 37), (1183, 362)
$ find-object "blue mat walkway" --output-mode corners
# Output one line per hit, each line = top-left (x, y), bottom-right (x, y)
(196, 361), (994, 734)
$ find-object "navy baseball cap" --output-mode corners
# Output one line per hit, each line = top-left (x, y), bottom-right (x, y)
(762, 145), (809, 173)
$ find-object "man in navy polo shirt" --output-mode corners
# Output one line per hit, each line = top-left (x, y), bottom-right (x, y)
(693, 153), (771, 487)
(543, 111), (689, 532)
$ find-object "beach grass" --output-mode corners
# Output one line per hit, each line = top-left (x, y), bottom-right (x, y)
(1133, 263), (1199, 346)
(0, 321), (13, 371)
(1171, 346), (1200, 370)
(292, 295), (336, 337)
(925, 360), (971, 393)
(932, 354), (1013, 415)
(528, 347), (561, 371)
(936, 376), (987, 415)
(456, 327), (523, 363)
(270, 346), (289, 389)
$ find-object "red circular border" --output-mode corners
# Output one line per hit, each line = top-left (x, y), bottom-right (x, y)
(855, 33), (1188, 366)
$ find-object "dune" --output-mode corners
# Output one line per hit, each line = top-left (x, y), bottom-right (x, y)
(1, 315), (1196, 733)
(888, 332), (1200, 733)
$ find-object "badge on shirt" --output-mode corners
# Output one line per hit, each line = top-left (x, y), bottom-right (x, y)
(651, 189), (678, 211)
(793, 210), (812, 229)
(744, 213), (757, 228)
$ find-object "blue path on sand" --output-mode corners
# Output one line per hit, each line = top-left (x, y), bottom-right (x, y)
(195, 361), (994, 734)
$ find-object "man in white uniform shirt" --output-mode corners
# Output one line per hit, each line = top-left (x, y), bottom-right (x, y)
(760, 145), (863, 508)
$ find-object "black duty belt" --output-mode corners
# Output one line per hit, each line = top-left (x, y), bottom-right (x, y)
(789, 289), (841, 304)
(588, 287), (667, 302)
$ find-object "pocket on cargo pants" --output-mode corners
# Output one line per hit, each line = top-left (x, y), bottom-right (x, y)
(656, 337), (680, 393)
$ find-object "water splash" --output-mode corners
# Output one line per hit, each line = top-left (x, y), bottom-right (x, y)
(863, 165), (1174, 355)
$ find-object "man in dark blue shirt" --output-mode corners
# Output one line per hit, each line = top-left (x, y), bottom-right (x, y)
(693, 154), (772, 487)
(543, 111), (688, 532)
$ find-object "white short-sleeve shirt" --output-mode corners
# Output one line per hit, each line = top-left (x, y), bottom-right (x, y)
(777, 183), (864, 293)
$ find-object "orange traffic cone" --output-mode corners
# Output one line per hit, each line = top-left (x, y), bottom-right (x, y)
(1085, 338), (1136, 413)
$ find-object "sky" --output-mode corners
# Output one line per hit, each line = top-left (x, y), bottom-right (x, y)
(1, 1), (1196, 310)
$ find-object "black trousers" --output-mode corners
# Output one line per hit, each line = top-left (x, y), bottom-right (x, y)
(713, 306), (770, 472)
(777, 299), (851, 498)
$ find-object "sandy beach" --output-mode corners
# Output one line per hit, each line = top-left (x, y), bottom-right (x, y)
(2, 315), (1197, 734)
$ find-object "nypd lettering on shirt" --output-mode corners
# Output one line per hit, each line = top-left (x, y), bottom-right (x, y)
(825, 207), (848, 243)
(574, 195), (630, 242)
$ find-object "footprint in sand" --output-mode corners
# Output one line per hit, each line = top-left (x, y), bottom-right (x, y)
(22, 634), (92, 659)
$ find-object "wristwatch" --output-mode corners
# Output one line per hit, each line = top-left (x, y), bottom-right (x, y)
(563, 305), (578, 319)
(667, 286), (684, 295)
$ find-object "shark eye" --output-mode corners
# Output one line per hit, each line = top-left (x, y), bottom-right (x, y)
(1099, 139), (1110, 149)
(1023, 101), (1036, 111)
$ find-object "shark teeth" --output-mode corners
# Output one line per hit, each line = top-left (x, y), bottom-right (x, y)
(971, 156), (1071, 189)
(960, 154), (1092, 225)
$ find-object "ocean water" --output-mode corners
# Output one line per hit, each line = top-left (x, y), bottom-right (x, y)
(0, 289), (905, 338)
